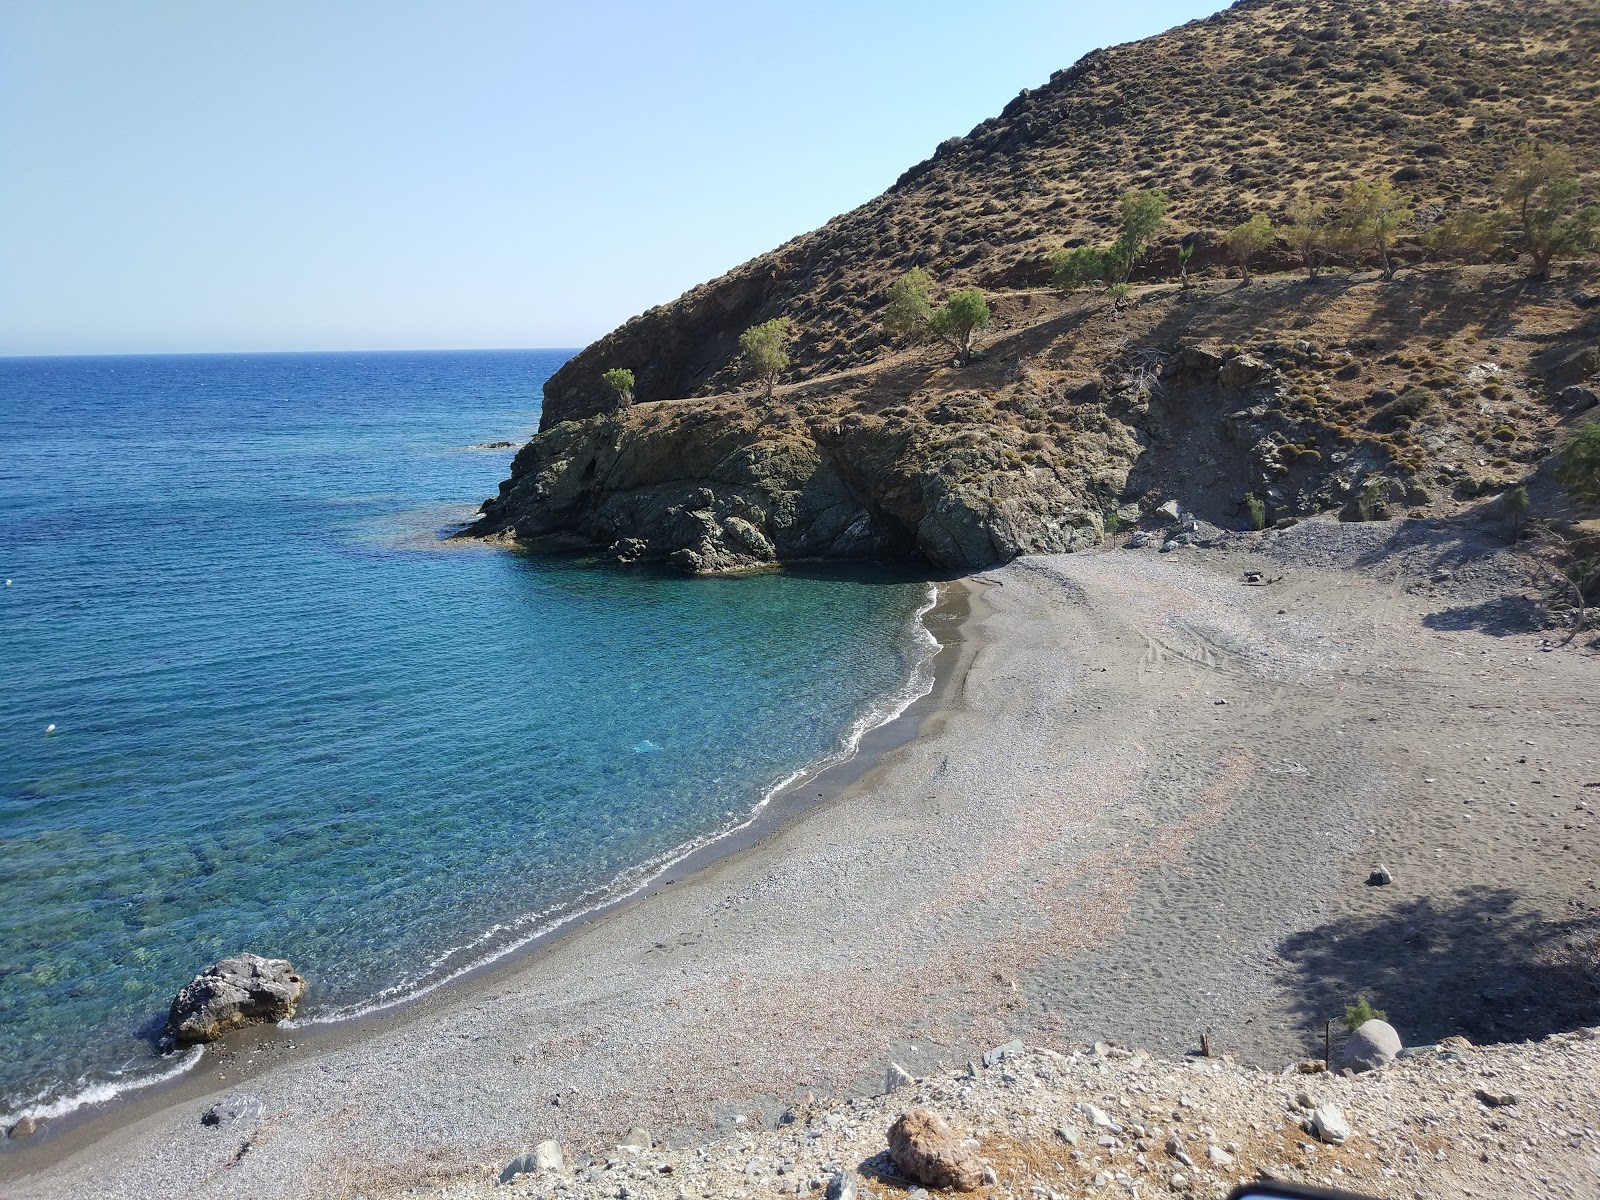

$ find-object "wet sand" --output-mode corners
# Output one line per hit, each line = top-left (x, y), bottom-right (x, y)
(7, 517), (1598, 1200)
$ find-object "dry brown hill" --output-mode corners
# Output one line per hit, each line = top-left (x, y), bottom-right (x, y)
(540, 0), (1600, 428)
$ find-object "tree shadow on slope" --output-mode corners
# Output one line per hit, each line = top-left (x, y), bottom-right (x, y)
(1277, 886), (1600, 1054)
(1420, 594), (1552, 637)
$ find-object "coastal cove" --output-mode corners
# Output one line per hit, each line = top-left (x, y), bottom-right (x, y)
(11, 517), (1597, 1199)
(0, 351), (939, 1141)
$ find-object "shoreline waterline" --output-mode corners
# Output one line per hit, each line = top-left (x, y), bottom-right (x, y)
(0, 573), (976, 1176)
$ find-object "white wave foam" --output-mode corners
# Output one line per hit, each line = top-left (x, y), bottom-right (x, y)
(2, 1044), (204, 1127)
(294, 581), (943, 1027)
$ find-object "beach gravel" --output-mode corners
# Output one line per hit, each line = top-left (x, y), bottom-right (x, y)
(6, 517), (1598, 1200)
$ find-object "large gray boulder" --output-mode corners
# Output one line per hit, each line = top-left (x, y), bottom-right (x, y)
(1340, 1019), (1402, 1073)
(166, 953), (307, 1044)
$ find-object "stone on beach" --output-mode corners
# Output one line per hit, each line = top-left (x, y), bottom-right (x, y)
(887, 1108), (983, 1192)
(1308, 1103), (1351, 1144)
(982, 1038), (1023, 1068)
(1340, 1019), (1403, 1073)
(499, 1139), (565, 1183)
(201, 1092), (263, 1128)
(165, 952), (307, 1044)
(618, 1126), (653, 1152)
(884, 1062), (914, 1093)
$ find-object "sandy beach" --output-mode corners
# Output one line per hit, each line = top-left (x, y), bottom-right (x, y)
(5, 516), (1597, 1200)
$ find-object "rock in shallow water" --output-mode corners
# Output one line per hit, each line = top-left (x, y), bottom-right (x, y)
(166, 953), (307, 1044)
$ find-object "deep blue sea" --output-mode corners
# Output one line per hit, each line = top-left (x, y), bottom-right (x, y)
(0, 350), (933, 1123)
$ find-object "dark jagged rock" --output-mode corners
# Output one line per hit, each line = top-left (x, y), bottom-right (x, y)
(166, 953), (307, 1044)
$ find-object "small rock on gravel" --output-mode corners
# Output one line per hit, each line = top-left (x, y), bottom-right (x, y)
(885, 1062), (914, 1093)
(1309, 1104), (1351, 1145)
(1366, 864), (1393, 886)
(200, 1093), (263, 1128)
(982, 1039), (1024, 1068)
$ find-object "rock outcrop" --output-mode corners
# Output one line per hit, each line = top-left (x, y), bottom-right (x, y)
(471, 397), (1123, 573)
(165, 953), (307, 1044)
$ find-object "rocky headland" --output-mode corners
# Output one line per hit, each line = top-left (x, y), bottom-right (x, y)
(468, 0), (1600, 574)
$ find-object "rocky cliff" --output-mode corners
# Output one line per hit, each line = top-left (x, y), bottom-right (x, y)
(474, 0), (1600, 572)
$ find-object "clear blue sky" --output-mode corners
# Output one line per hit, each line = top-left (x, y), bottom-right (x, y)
(0, 1), (1220, 356)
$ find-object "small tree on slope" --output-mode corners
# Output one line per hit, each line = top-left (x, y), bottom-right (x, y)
(1226, 214), (1276, 285)
(739, 318), (793, 400)
(883, 269), (990, 365)
(601, 368), (635, 408)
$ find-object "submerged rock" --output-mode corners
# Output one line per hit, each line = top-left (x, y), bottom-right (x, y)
(166, 953), (307, 1044)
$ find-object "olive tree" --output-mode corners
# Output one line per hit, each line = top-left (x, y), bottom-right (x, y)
(1226, 213), (1275, 285)
(1427, 209), (1507, 262)
(883, 267), (935, 340)
(739, 318), (793, 400)
(1050, 187), (1168, 293)
(600, 367), (635, 407)
(1283, 195), (1332, 279)
(1558, 420), (1600, 505)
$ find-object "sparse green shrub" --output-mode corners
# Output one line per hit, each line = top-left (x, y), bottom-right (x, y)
(739, 318), (794, 400)
(1357, 478), (1387, 522)
(600, 367), (635, 407)
(1226, 213), (1276, 284)
(1342, 995), (1388, 1031)
(1427, 209), (1507, 262)
(1104, 509), (1122, 534)
(1177, 237), (1197, 288)
(1557, 421), (1600, 504)
(1105, 282), (1132, 303)
(1245, 492), (1268, 530)
(1369, 387), (1433, 430)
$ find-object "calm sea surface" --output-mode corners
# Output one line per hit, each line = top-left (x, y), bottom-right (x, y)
(0, 350), (933, 1122)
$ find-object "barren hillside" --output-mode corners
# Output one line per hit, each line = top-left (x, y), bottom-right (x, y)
(540, 0), (1600, 427)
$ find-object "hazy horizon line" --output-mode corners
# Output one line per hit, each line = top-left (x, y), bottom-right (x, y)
(0, 345), (583, 362)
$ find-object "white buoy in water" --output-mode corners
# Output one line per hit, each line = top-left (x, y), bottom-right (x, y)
(45, 724), (56, 735)
(4, 579), (10, 586)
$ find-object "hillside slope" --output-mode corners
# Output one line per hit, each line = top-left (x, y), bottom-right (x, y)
(539, 0), (1600, 428)
(473, 0), (1600, 572)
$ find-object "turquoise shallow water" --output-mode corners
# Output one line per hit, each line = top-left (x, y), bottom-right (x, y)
(0, 350), (933, 1121)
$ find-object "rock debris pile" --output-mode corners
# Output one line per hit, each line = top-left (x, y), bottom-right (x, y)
(425, 1031), (1600, 1200)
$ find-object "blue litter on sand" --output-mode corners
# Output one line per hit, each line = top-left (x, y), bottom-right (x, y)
(632, 740), (661, 754)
